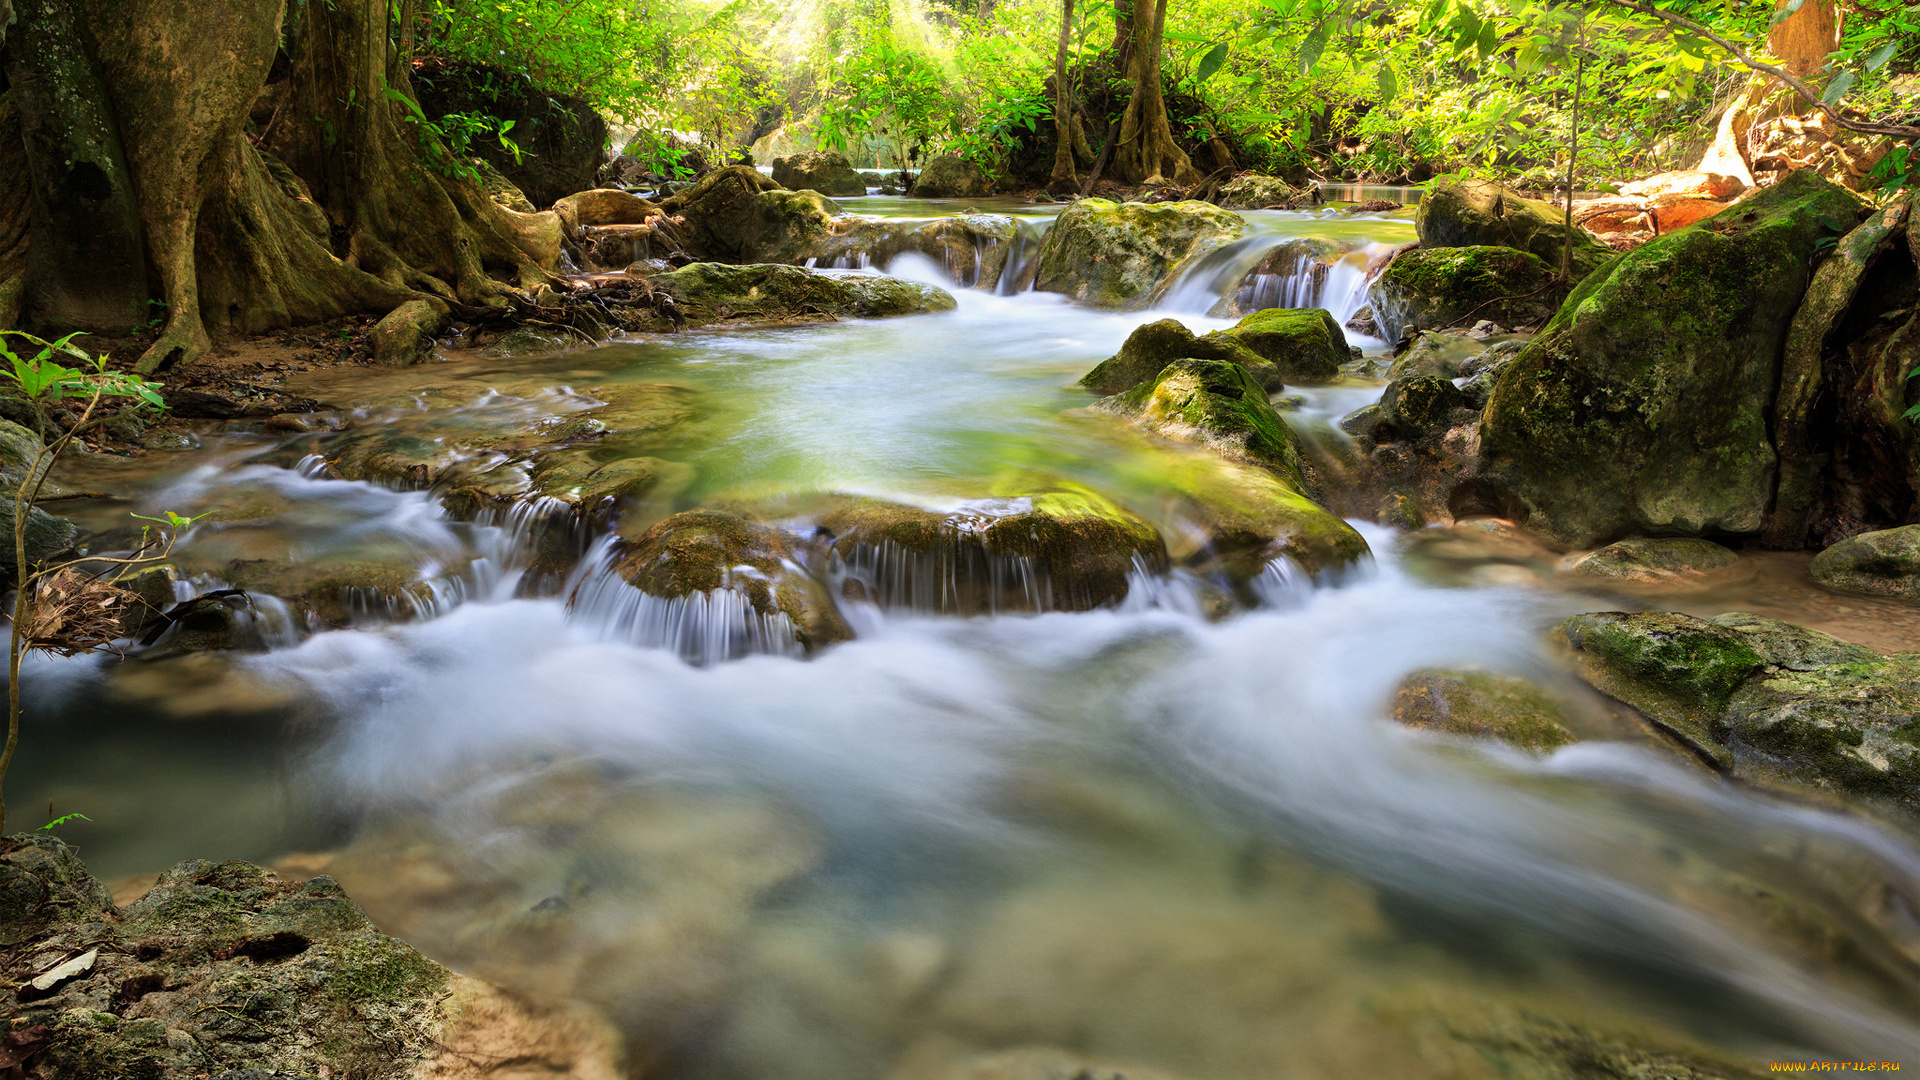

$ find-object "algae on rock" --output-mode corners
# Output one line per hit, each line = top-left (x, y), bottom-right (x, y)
(1416, 178), (1616, 283)
(1369, 246), (1558, 341)
(1034, 198), (1245, 310)
(1479, 171), (1872, 547)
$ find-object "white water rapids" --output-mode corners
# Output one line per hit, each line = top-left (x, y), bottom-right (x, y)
(14, 197), (1920, 1075)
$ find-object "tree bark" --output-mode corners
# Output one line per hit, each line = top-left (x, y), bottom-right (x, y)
(1109, 0), (1198, 186)
(1770, 0), (1839, 84)
(1112, 0), (1135, 74)
(1048, 0), (1079, 195)
(6, 0), (149, 333)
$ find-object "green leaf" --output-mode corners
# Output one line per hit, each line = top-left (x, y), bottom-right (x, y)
(1377, 62), (1398, 102)
(1771, 0), (1807, 26)
(1195, 42), (1229, 83)
(39, 812), (90, 831)
(1297, 22), (1330, 73)
(1821, 69), (1856, 107)
(1867, 42), (1897, 71)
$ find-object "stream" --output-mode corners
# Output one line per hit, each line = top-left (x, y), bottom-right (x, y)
(13, 193), (1920, 1075)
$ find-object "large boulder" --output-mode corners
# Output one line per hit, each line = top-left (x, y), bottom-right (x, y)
(1809, 525), (1920, 598)
(772, 150), (866, 197)
(1080, 318), (1283, 394)
(909, 153), (992, 198)
(0, 835), (623, 1079)
(660, 165), (845, 263)
(1765, 199), (1920, 548)
(1034, 198), (1246, 310)
(1478, 170), (1872, 547)
(1208, 307), (1347, 383)
(1416, 177), (1616, 283)
(1214, 173), (1303, 210)
(818, 492), (1167, 614)
(644, 263), (955, 321)
(413, 59), (608, 207)
(1562, 610), (1920, 811)
(1368, 246), (1558, 340)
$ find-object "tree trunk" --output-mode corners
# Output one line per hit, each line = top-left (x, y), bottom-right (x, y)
(1109, 0), (1197, 186)
(1112, 0), (1135, 75)
(0, 0), (561, 371)
(6, 0), (149, 333)
(1048, 0), (1079, 195)
(1770, 0), (1839, 84)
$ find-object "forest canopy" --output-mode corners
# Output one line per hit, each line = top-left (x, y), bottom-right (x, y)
(415, 0), (1920, 192)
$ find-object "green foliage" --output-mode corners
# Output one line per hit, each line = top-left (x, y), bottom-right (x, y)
(383, 87), (523, 186)
(39, 812), (90, 832)
(1, 332), (165, 413)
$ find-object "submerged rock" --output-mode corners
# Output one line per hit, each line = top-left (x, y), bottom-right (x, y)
(1561, 610), (1920, 811)
(1391, 668), (1578, 751)
(909, 154), (993, 199)
(772, 150), (866, 197)
(1564, 537), (1741, 586)
(1415, 177), (1616, 282)
(1034, 198), (1244, 310)
(1809, 525), (1920, 598)
(1479, 170), (1872, 547)
(646, 262), (956, 322)
(1368, 245), (1557, 340)
(0, 834), (623, 1079)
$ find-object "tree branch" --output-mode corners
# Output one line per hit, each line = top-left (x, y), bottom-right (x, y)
(1592, 0), (1920, 140)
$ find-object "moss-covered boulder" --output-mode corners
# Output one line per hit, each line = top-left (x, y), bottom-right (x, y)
(660, 165), (847, 263)
(1383, 330), (1487, 381)
(215, 556), (437, 625)
(1391, 669), (1578, 751)
(818, 491), (1166, 614)
(1764, 201), (1920, 548)
(1560, 611), (1766, 765)
(646, 263), (956, 321)
(1079, 318), (1284, 394)
(1097, 358), (1306, 484)
(1809, 525), (1920, 598)
(1560, 609), (1920, 811)
(1565, 537), (1740, 586)
(1, 835), (622, 1079)
(609, 509), (850, 652)
(1369, 246), (1557, 340)
(772, 150), (866, 197)
(1416, 177), (1616, 282)
(909, 153), (992, 198)
(1479, 170), (1873, 547)
(1208, 307), (1347, 383)
(1378, 374), (1471, 439)
(1215, 173), (1302, 210)
(1034, 198), (1246, 310)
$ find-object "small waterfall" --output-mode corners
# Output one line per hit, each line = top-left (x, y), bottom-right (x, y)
(832, 539), (1051, 616)
(994, 218), (1053, 295)
(1157, 235), (1296, 313)
(564, 538), (803, 664)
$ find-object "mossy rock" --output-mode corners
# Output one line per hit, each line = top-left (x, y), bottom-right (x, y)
(1721, 651), (1920, 810)
(1207, 307), (1346, 384)
(1384, 330), (1486, 381)
(1565, 538), (1740, 585)
(478, 325), (578, 358)
(1098, 358), (1306, 485)
(1391, 669), (1578, 751)
(215, 557), (434, 625)
(740, 189), (844, 264)
(1559, 611), (1766, 765)
(1214, 173), (1302, 210)
(1809, 525), (1920, 598)
(1707, 611), (1879, 671)
(873, 213), (1018, 287)
(1079, 318), (1284, 395)
(646, 262), (955, 321)
(1034, 198), (1246, 310)
(1479, 170), (1872, 547)
(0, 497), (79, 586)
(1416, 177), (1616, 282)
(657, 164), (786, 261)
(611, 509), (850, 650)
(771, 150), (866, 197)
(1378, 375), (1471, 439)
(1369, 245), (1557, 340)
(909, 153), (993, 198)
(817, 491), (1167, 614)
(4, 837), (622, 1079)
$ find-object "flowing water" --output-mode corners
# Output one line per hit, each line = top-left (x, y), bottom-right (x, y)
(13, 195), (1920, 1076)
